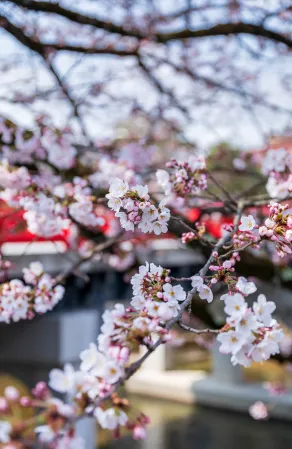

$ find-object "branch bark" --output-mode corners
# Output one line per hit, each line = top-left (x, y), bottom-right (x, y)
(0, 14), (139, 56)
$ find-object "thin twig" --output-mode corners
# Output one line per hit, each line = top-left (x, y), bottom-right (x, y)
(178, 322), (220, 334)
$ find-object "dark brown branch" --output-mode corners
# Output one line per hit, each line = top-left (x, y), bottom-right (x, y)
(5, 0), (145, 39)
(0, 14), (139, 56)
(156, 22), (292, 48)
(1, 5), (292, 50)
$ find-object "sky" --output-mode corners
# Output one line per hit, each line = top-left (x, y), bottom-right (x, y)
(0, 1), (291, 151)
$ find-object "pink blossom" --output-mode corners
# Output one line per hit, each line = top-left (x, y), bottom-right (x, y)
(249, 402), (268, 420)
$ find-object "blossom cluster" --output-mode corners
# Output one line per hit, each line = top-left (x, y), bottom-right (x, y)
(88, 155), (138, 190)
(181, 224), (206, 244)
(218, 290), (283, 367)
(258, 202), (292, 257)
(0, 119), (77, 170)
(0, 116), (291, 440)
(232, 214), (259, 250)
(235, 204), (292, 257)
(0, 262), (64, 323)
(88, 143), (154, 190)
(0, 168), (106, 237)
(0, 385), (85, 448)
(106, 178), (170, 234)
(190, 275), (213, 303)
(0, 309), (150, 445)
(130, 262), (186, 321)
(0, 119), (44, 165)
(262, 148), (292, 198)
(41, 127), (77, 170)
(0, 262), (188, 446)
(208, 251), (241, 285)
(156, 155), (207, 197)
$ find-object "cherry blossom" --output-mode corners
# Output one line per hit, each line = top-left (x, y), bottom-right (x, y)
(0, 262), (64, 323)
(262, 148), (287, 175)
(253, 294), (276, 326)
(236, 277), (257, 296)
(4, 387), (19, 402)
(217, 292), (283, 367)
(224, 293), (247, 318)
(249, 402), (269, 420)
(0, 422), (11, 444)
(191, 276), (213, 302)
(156, 155), (207, 197)
(238, 215), (256, 232)
(107, 178), (170, 234)
(0, 114), (291, 444)
(94, 407), (128, 430)
(49, 364), (77, 394)
(257, 202), (292, 256)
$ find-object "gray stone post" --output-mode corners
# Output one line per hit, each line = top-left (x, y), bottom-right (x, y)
(0, 309), (100, 449)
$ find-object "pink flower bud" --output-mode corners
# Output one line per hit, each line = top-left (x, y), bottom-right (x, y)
(0, 397), (8, 412)
(259, 226), (267, 236)
(27, 310), (35, 320)
(133, 426), (147, 440)
(140, 413), (151, 424)
(128, 211), (138, 221)
(120, 347), (130, 363)
(108, 346), (120, 359)
(20, 396), (32, 407)
(4, 386), (19, 402)
(249, 401), (268, 420)
(287, 216), (292, 229)
(32, 381), (49, 400)
(222, 260), (232, 269)
(209, 265), (219, 271)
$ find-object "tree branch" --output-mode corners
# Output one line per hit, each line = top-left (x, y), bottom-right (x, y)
(0, 14), (139, 56)
(1, 6), (292, 51)
(5, 0), (145, 39)
(156, 22), (292, 48)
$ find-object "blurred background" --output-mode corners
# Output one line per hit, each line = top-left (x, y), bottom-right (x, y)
(0, 1), (291, 448)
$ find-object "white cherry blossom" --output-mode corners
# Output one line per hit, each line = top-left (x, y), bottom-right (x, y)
(253, 294), (276, 326)
(35, 425), (55, 443)
(163, 283), (186, 302)
(234, 310), (259, 336)
(49, 364), (76, 394)
(224, 293), (247, 317)
(217, 330), (244, 354)
(156, 169), (171, 195)
(0, 421), (11, 443)
(191, 276), (204, 289)
(94, 407), (128, 430)
(262, 148), (287, 174)
(108, 178), (129, 197)
(198, 284), (213, 303)
(103, 360), (123, 384)
(236, 277), (257, 295)
(80, 343), (106, 375)
(239, 215), (256, 232)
